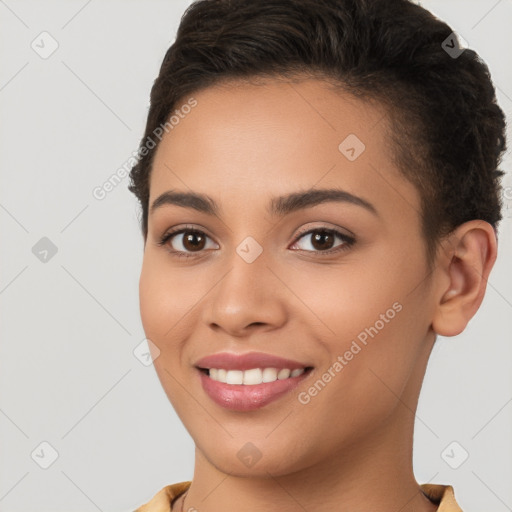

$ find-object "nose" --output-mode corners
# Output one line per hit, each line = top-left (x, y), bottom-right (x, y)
(202, 244), (288, 337)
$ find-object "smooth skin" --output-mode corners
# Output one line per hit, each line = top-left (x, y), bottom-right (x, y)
(138, 77), (497, 512)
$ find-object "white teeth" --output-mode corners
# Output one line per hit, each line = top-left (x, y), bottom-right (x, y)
(207, 367), (306, 385)
(243, 368), (262, 385)
(262, 367), (277, 383)
(277, 368), (291, 379)
(225, 370), (243, 384)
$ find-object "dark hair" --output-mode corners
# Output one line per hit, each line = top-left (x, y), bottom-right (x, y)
(128, 0), (507, 267)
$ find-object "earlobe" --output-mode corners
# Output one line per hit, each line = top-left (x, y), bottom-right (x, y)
(431, 220), (497, 337)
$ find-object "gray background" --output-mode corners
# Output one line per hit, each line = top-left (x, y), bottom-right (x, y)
(0, 1), (511, 511)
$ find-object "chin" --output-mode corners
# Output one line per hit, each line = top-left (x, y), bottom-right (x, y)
(197, 437), (308, 478)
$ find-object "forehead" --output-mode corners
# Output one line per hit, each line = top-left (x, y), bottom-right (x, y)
(149, 78), (421, 223)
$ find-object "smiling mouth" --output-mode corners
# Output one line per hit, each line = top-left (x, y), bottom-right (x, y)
(197, 365), (314, 411)
(198, 366), (314, 385)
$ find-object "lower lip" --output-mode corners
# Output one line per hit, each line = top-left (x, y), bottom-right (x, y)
(197, 368), (312, 411)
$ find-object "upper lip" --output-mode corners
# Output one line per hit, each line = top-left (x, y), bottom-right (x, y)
(194, 351), (313, 371)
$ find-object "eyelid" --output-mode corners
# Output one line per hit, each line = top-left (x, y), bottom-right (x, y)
(293, 221), (356, 240)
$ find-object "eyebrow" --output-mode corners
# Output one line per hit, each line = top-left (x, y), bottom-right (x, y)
(149, 188), (378, 218)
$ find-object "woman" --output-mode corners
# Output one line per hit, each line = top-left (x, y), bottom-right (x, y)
(129, 0), (507, 510)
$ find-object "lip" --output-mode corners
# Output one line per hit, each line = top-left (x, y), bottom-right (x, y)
(194, 351), (312, 371)
(197, 367), (313, 411)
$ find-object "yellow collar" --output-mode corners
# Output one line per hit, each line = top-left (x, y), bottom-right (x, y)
(135, 481), (464, 511)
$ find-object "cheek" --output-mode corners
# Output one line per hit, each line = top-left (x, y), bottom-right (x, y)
(139, 260), (170, 339)
(291, 249), (427, 401)
(139, 257), (193, 404)
(139, 254), (197, 341)
(287, 252), (408, 341)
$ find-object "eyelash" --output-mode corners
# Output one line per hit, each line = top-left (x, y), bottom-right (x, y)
(157, 225), (356, 259)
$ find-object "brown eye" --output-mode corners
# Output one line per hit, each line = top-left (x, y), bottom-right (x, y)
(158, 228), (218, 257)
(181, 231), (206, 251)
(291, 227), (355, 255)
(310, 230), (335, 250)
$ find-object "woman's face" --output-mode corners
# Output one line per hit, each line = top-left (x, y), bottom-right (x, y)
(139, 78), (440, 476)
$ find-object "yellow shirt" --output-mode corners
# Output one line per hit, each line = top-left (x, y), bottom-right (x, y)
(134, 481), (463, 511)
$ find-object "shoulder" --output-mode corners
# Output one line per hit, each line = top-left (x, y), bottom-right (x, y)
(134, 481), (192, 512)
(420, 483), (463, 511)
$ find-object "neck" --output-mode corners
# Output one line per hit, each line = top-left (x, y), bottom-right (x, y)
(179, 336), (438, 512)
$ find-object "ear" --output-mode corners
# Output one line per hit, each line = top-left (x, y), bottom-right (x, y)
(431, 220), (498, 337)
